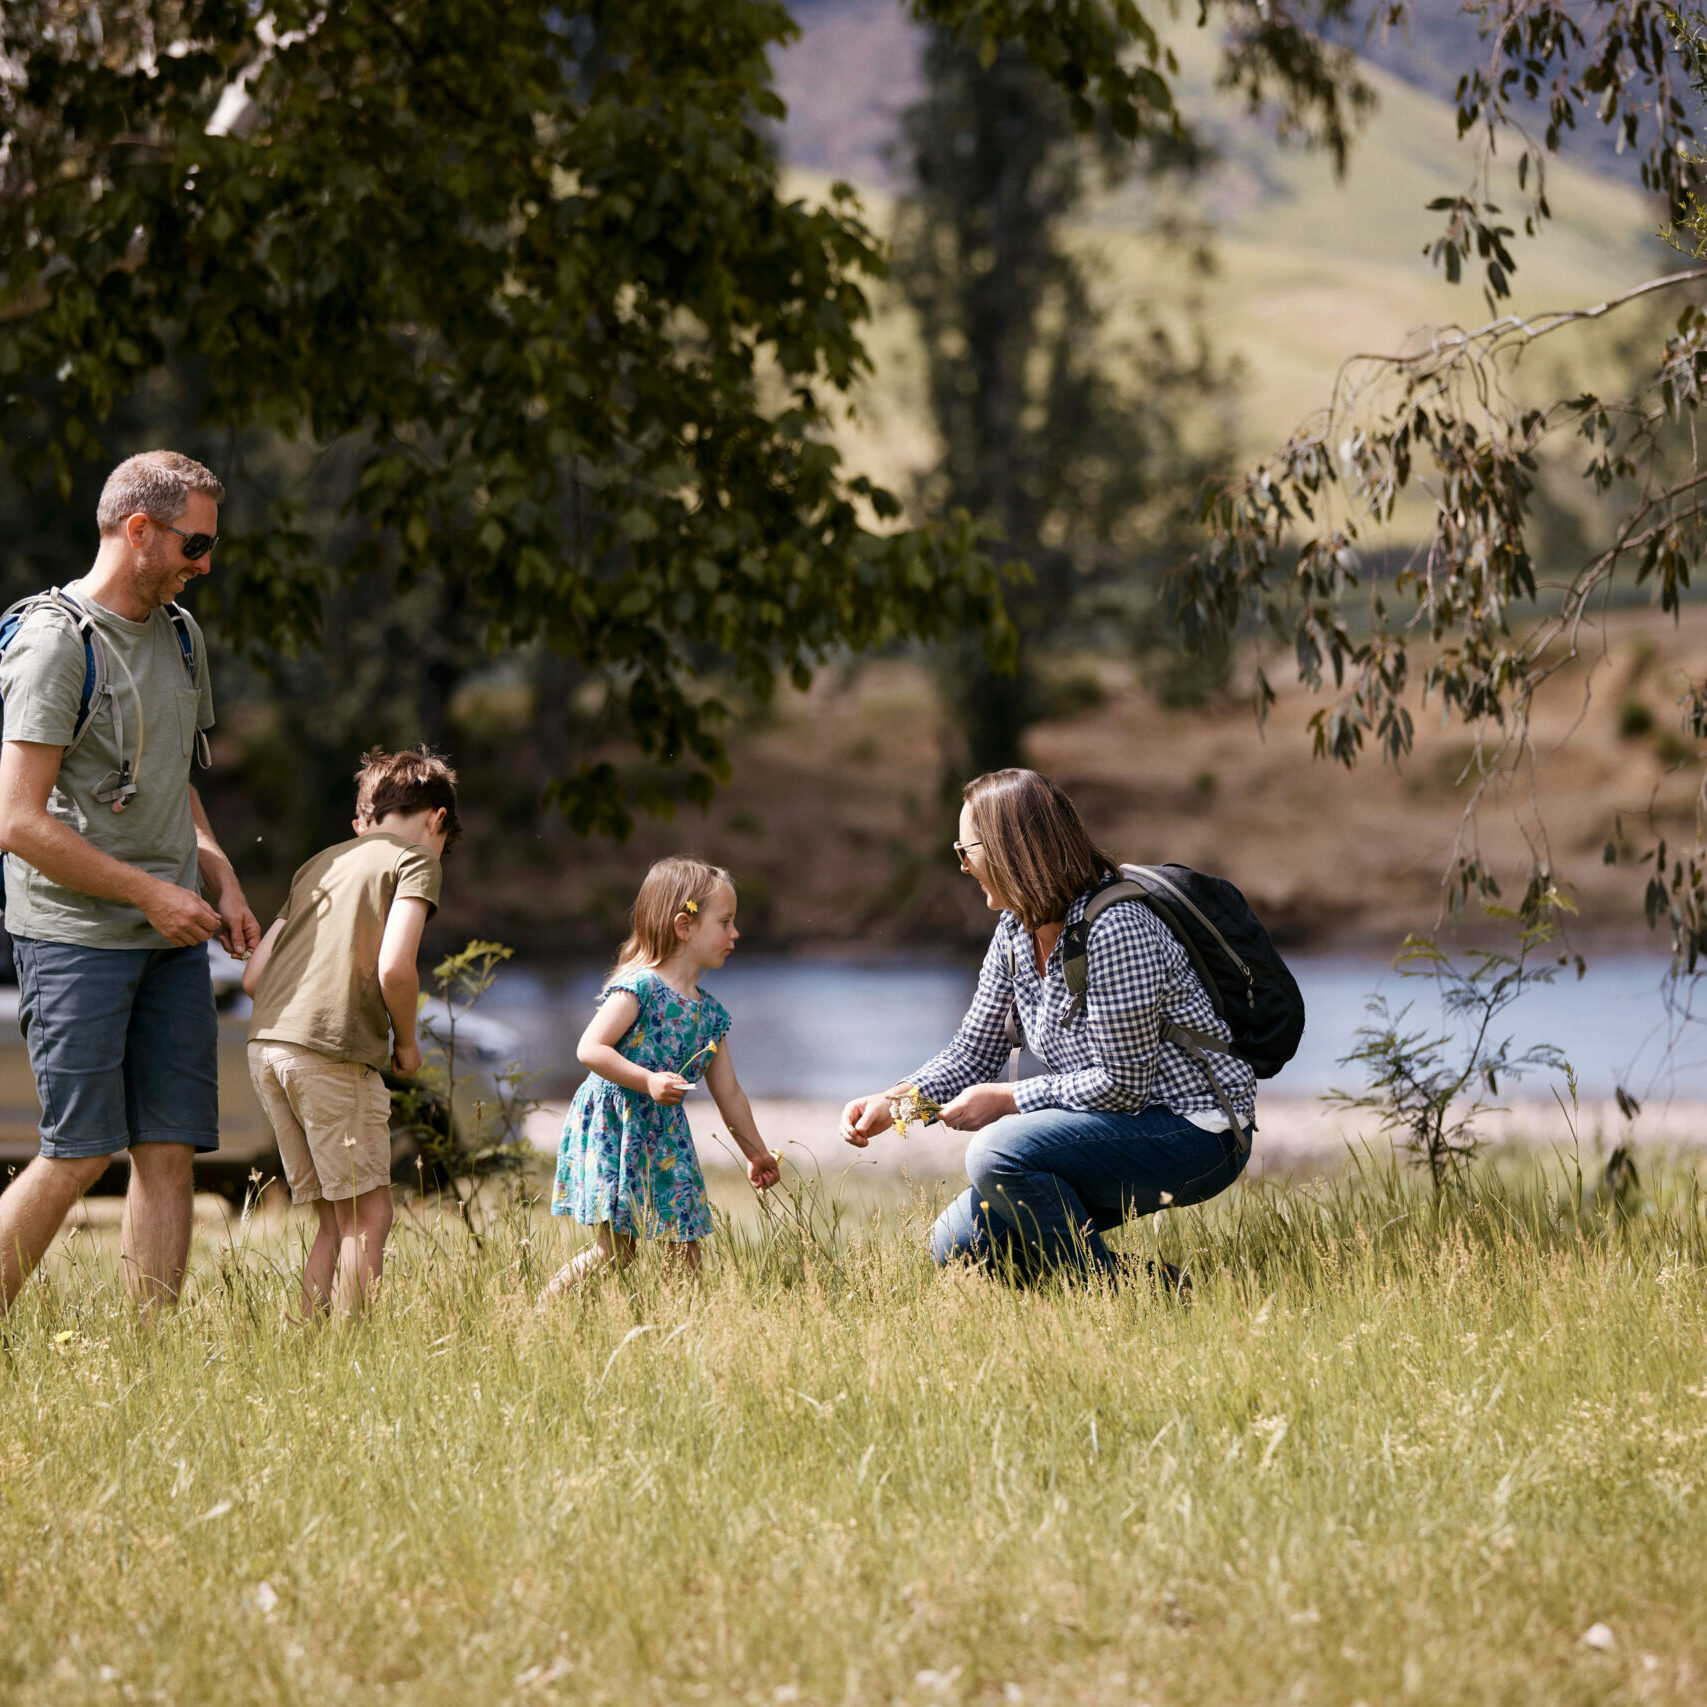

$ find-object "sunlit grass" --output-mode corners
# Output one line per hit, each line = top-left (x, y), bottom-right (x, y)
(4, 1156), (1707, 1705)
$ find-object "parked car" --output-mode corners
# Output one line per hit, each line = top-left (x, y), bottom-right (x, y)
(0, 945), (527, 1202)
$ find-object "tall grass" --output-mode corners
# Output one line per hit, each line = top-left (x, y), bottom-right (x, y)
(4, 1156), (1706, 1705)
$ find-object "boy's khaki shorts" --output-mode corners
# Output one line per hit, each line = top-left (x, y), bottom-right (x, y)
(247, 1041), (393, 1204)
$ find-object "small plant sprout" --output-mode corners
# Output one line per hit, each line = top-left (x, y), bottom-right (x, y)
(1329, 900), (1575, 1192)
(888, 1085), (942, 1137)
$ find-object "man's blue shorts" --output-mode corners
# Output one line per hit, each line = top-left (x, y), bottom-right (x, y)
(14, 937), (220, 1159)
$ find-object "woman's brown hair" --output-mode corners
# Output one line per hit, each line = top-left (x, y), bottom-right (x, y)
(963, 769), (1117, 931)
(609, 856), (735, 985)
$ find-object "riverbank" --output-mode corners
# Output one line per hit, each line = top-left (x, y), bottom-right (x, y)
(386, 606), (1707, 962)
(523, 1094), (1707, 1184)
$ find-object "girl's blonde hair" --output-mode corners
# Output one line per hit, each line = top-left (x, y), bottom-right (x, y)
(609, 856), (735, 984)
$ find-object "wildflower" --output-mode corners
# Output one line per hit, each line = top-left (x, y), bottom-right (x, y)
(681, 1037), (718, 1073)
(53, 1329), (74, 1344)
(682, 899), (699, 915)
(979, 1200), (990, 1212)
(888, 1084), (942, 1137)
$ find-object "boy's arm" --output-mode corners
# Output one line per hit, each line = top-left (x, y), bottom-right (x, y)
(241, 918), (286, 998)
(704, 1044), (779, 1187)
(377, 896), (432, 1075)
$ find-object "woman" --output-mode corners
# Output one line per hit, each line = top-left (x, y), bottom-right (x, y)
(839, 768), (1254, 1285)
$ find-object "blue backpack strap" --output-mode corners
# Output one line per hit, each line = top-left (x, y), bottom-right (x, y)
(0, 588), (108, 759)
(164, 601), (211, 771)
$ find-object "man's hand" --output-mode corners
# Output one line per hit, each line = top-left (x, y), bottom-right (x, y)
(838, 1092), (895, 1148)
(211, 881), (261, 960)
(938, 1083), (1018, 1132)
(140, 879), (222, 947)
(392, 1038), (422, 1077)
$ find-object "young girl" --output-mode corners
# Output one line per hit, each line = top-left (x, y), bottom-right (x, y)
(544, 857), (779, 1287)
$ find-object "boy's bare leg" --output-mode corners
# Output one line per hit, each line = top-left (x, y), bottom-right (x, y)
(0, 1154), (109, 1309)
(331, 1186), (393, 1317)
(300, 1201), (339, 1320)
(120, 1143), (196, 1313)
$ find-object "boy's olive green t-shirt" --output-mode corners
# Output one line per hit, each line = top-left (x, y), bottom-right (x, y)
(248, 833), (442, 1071)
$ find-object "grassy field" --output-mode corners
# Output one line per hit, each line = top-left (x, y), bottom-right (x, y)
(5, 1159), (1707, 1706)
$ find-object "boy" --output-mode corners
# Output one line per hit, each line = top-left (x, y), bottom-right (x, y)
(242, 747), (459, 1317)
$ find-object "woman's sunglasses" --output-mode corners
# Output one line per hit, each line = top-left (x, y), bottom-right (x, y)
(158, 520), (218, 560)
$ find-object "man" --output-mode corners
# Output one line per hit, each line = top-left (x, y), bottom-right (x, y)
(0, 451), (260, 1312)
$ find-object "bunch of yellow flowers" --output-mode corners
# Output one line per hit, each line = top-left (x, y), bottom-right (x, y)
(887, 1084), (942, 1138)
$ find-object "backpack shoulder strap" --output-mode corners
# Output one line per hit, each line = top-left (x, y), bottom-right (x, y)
(1058, 874), (1152, 1016)
(163, 602), (211, 769)
(1, 588), (110, 763)
(164, 603), (198, 684)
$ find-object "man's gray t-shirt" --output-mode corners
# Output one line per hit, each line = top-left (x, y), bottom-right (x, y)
(0, 581), (214, 949)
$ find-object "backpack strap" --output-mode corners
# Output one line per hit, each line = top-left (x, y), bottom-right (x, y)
(0, 589), (107, 756)
(164, 602), (211, 770)
(1160, 1021), (1252, 1156)
(1060, 872), (1252, 1152)
(1059, 875), (1152, 1025)
(1001, 935), (1023, 1083)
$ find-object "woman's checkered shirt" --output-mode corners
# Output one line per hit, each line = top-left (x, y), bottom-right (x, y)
(909, 889), (1257, 1124)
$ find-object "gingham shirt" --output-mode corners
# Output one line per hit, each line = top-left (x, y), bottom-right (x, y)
(909, 888), (1257, 1126)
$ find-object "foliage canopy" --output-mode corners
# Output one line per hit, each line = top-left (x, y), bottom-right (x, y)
(0, 0), (1384, 832)
(1176, 2), (1707, 958)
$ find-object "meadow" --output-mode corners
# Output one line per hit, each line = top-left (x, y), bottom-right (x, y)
(4, 1156), (1706, 1706)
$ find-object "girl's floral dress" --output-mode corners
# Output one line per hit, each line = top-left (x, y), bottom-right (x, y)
(552, 969), (731, 1241)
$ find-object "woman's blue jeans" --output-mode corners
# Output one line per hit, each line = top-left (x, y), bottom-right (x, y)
(929, 1105), (1250, 1284)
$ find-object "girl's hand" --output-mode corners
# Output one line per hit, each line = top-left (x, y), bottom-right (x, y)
(747, 1149), (780, 1190)
(646, 1071), (690, 1105)
(937, 1082), (1018, 1131)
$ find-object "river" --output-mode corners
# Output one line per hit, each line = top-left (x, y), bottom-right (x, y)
(465, 950), (1707, 1106)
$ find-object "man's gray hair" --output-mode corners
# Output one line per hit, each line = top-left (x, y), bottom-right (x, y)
(96, 451), (225, 537)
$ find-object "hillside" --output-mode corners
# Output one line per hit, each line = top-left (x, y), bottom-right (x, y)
(774, 1), (1676, 481)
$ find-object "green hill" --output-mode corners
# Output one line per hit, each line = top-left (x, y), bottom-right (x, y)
(778, 7), (1675, 485)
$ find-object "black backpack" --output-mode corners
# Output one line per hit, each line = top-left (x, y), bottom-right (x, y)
(1005, 863), (1306, 1142)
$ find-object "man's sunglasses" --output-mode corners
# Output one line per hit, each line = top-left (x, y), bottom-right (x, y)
(158, 520), (218, 560)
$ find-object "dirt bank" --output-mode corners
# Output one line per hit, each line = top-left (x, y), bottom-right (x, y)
(434, 606), (1707, 961)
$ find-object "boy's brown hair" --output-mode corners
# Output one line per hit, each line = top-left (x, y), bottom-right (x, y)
(355, 746), (462, 853)
(962, 768), (1116, 931)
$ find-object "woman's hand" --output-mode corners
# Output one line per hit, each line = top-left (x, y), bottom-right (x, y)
(838, 1092), (895, 1147)
(937, 1082), (1018, 1131)
(646, 1070), (690, 1105)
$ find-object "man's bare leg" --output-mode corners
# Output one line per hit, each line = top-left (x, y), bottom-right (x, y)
(120, 1142), (195, 1312)
(0, 1154), (110, 1309)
